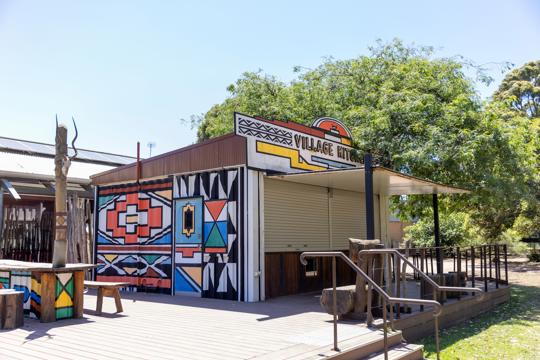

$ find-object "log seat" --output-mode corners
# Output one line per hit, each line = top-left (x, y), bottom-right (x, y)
(0, 289), (24, 329)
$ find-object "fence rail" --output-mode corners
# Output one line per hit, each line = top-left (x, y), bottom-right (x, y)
(408, 244), (509, 292)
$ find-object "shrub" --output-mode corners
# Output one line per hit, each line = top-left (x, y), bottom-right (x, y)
(404, 212), (480, 248)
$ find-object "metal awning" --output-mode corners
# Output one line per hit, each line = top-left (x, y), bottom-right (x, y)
(0, 151), (117, 199)
(267, 167), (469, 195)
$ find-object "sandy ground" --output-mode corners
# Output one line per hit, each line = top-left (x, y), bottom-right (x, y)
(506, 256), (540, 286)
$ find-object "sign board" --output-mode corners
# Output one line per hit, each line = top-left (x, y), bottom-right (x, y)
(234, 113), (360, 173)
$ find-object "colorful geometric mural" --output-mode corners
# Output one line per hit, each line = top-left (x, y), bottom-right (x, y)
(174, 197), (203, 294)
(30, 273), (41, 319)
(55, 273), (74, 319)
(235, 113), (359, 173)
(203, 200), (228, 252)
(173, 169), (241, 300)
(96, 179), (173, 293)
(0, 270), (79, 320)
(11, 271), (32, 312)
(0, 271), (9, 289)
(2, 271), (41, 318)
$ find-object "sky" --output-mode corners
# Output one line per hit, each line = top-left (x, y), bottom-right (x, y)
(0, 0), (539, 158)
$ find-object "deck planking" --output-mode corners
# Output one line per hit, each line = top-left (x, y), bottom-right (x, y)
(0, 292), (373, 360)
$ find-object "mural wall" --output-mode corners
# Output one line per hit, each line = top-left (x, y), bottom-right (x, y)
(96, 179), (173, 293)
(173, 169), (242, 300)
(95, 172), (243, 300)
(0, 270), (74, 320)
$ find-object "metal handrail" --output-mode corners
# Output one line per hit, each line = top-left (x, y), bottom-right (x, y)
(300, 251), (443, 360)
(358, 249), (485, 299)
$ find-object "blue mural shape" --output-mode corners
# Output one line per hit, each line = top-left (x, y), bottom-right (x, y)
(174, 197), (203, 245)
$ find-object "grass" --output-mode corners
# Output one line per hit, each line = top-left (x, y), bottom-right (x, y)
(419, 284), (540, 360)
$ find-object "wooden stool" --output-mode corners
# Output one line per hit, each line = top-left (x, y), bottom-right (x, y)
(0, 289), (24, 329)
(84, 281), (130, 315)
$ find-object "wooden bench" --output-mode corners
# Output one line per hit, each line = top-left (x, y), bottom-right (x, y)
(0, 289), (24, 329)
(84, 281), (130, 315)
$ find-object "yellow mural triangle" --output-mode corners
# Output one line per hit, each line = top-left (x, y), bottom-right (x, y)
(124, 267), (138, 275)
(104, 254), (118, 263)
(182, 267), (202, 286)
(56, 290), (73, 307)
(155, 190), (172, 200)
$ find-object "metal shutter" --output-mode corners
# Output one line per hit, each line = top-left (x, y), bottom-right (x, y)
(264, 178), (330, 252)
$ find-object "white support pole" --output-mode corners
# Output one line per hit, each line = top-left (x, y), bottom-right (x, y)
(244, 168), (264, 302)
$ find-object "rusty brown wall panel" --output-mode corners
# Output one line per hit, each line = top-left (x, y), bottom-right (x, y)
(264, 251), (356, 299)
(91, 134), (247, 185)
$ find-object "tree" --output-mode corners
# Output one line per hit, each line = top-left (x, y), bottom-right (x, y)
(494, 60), (540, 119)
(197, 39), (538, 242)
(404, 212), (479, 248)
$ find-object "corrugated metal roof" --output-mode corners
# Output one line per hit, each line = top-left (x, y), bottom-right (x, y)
(90, 133), (247, 185)
(0, 152), (116, 182)
(268, 167), (470, 195)
(0, 136), (136, 166)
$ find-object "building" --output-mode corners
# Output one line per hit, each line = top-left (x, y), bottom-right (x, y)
(0, 135), (136, 262)
(90, 113), (466, 302)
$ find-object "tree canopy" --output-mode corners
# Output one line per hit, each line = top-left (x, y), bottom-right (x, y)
(196, 40), (540, 244)
(494, 60), (540, 119)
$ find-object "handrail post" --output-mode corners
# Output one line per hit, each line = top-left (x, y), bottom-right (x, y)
(435, 315), (440, 360)
(504, 244), (508, 285)
(483, 246), (488, 292)
(367, 253), (374, 326)
(495, 245), (499, 289)
(395, 253), (401, 319)
(456, 246), (461, 299)
(383, 298), (388, 360)
(465, 248), (468, 281)
(471, 246), (475, 293)
(332, 255), (339, 352)
(489, 245), (492, 280)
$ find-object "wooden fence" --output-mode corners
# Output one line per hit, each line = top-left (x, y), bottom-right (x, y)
(0, 195), (93, 266)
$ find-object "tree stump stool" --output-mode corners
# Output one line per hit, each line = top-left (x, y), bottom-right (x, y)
(420, 274), (448, 303)
(447, 271), (467, 298)
(0, 289), (24, 329)
(320, 285), (355, 319)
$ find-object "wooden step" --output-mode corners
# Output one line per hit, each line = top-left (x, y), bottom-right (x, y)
(363, 343), (424, 360)
(299, 329), (404, 360)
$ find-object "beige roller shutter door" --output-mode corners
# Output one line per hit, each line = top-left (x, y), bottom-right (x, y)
(330, 189), (365, 249)
(264, 178), (330, 252)
(329, 191), (381, 249)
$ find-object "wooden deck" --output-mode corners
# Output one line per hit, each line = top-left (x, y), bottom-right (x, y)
(0, 291), (378, 360)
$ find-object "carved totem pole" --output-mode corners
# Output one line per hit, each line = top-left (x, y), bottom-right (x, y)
(52, 117), (78, 268)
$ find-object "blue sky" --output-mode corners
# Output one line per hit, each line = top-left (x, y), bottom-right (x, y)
(0, 0), (539, 157)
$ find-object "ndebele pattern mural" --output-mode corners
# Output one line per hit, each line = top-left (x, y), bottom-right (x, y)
(95, 170), (242, 300)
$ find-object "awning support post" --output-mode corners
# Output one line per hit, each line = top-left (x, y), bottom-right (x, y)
(433, 193), (442, 274)
(0, 183), (3, 252)
(364, 153), (375, 241)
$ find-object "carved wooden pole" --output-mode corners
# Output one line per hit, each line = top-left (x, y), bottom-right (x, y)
(52, 123), (68, 268)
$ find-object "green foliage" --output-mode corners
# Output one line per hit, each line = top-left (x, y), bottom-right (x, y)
(528, 253), (540, 262)
(197, 39), (540, 243)
(494, 60), (540, 119)
(404, 212), (480, 248)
